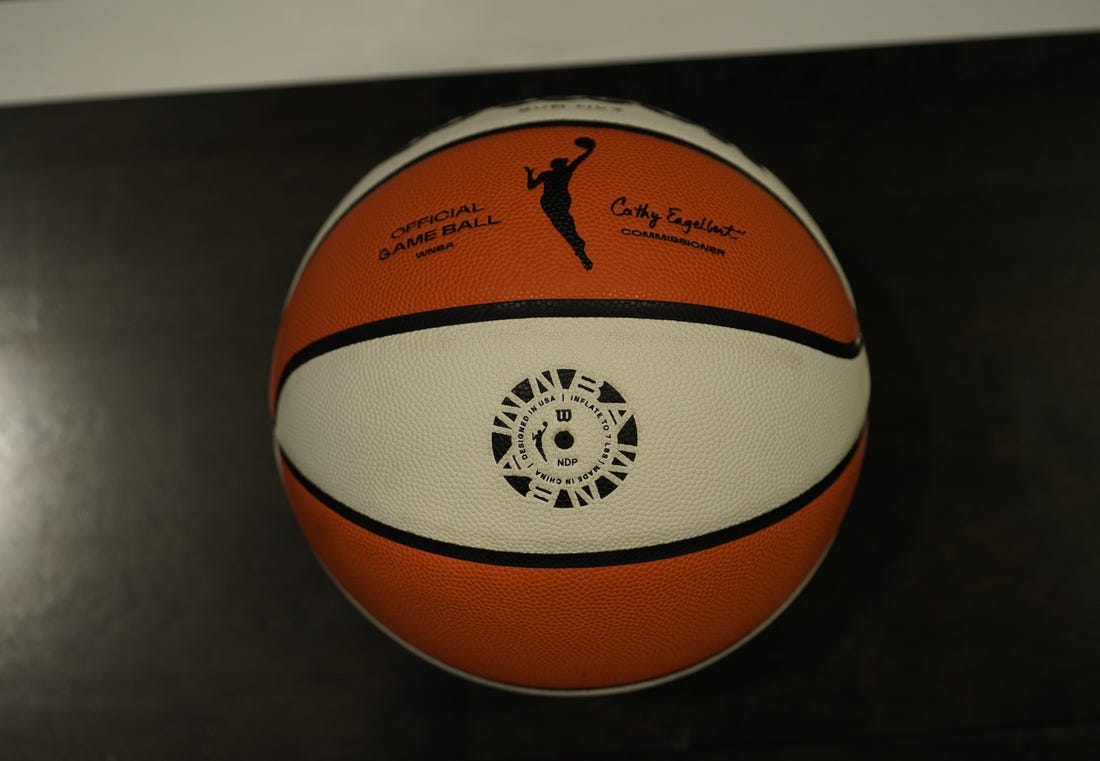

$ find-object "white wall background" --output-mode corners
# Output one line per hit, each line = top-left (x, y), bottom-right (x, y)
(1, 0), (1098, 106)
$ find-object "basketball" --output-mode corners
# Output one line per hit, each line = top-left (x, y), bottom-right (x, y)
(270, 97), (870, 695)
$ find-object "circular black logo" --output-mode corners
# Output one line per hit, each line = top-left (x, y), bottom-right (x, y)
(491, 368), (638, 508)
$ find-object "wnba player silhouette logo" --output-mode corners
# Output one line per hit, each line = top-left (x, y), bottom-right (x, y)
(525, 136), (596, 269)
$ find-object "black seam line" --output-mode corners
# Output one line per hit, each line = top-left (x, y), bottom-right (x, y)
(301, 118), (836, 281)
(275, 299), (863, 403)
(280, 425), (865, 570)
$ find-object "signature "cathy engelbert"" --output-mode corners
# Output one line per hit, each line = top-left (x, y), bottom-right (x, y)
(609, 195), (747, 239)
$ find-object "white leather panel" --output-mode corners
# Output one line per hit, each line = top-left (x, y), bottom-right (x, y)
(275, 317), (869, 554)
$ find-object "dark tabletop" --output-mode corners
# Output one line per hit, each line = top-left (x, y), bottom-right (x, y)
(0, 32), (1097, 761)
